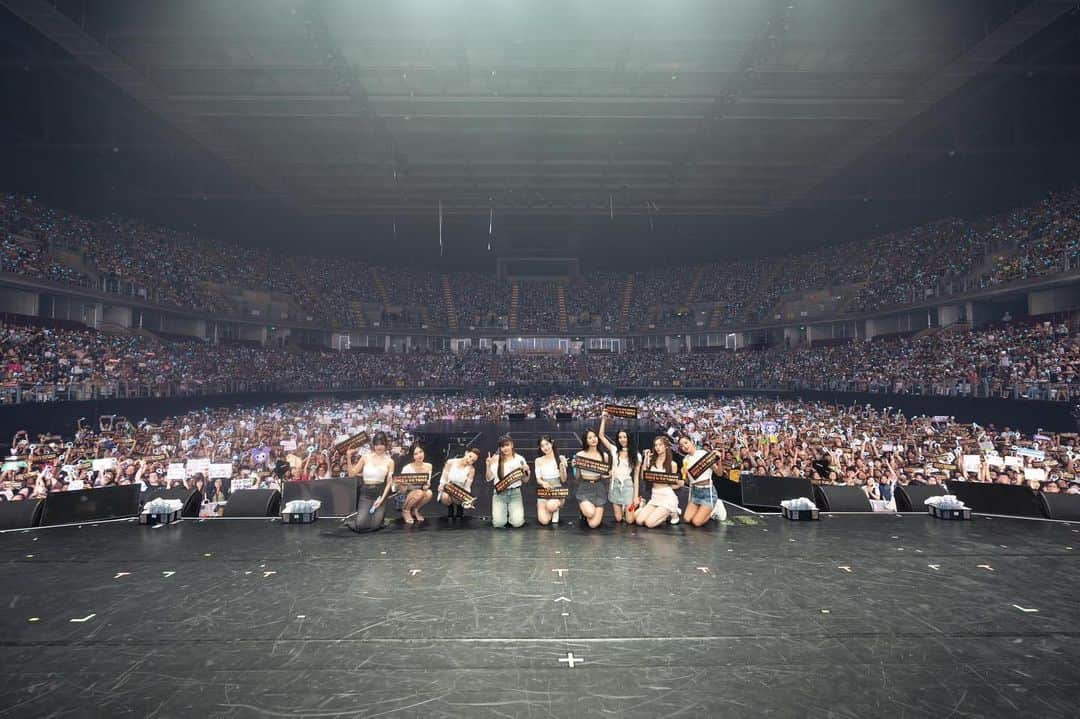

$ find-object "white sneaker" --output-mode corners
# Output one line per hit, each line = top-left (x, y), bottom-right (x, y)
(552, 510), (560, 525)
(711, 500), (727, 521)
(669, 514), (680, 525)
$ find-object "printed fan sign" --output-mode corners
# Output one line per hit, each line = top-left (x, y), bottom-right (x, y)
(209, 463), (234, 479)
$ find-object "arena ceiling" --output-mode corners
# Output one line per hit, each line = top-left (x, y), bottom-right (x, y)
(3, 0), (1078, 225)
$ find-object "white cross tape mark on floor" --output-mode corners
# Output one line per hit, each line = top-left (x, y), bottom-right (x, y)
(838, 566), (852, 573)
(696, 567), (710, 574)
(928, 564), (941, 571)
(113, 572), (130, 579)
(554, 596), (571, 603)
(977, 564), (995, 571)
(162, 571), (175, 578)
(410, 569), (422, 576)
(1012, 604), (1039, 613)
(263, 571), (276, 578)
(558, 652), (583, 668)
(69, 614), (96, 623)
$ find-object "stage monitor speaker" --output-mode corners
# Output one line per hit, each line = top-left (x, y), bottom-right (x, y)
(0, 498), (44, 530)
(40, 484), (141, 526)
(945, 482), (1045, 518)
(1037, 492), (1080, 521)
(555, 412), (573, 422)
(507, 412), (526, 422)
(813, 484), (872, 512)
(895, 484), (947, 512)
(727, 475), (814, 510)
(142, 487), (202, 517)
(283, 478), (357, 517)
(223, 489), (281, 517)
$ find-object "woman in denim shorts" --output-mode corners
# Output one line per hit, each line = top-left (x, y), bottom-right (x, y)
(677, 435), (722, 527)
(598, 410), (640, 523)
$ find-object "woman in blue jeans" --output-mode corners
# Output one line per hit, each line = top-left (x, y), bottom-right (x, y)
(486, 435), (530, 528)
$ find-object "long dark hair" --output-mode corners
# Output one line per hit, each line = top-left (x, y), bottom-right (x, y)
(537, 435), (557, 457)
(650, 435), (674, 472)
(580, 429), (610, 464)
(615, 429), (638, 472)
(497, 435), (513, 479)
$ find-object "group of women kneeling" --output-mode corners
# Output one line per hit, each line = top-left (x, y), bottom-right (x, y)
(345, 412), (727, 532)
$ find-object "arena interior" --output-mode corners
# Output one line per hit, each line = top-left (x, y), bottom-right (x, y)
(2, 1), (1080, 717)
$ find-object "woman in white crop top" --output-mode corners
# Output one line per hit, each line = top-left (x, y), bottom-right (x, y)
(345, 431), (394, 532)
(599, 410), (640, 524)
(397, 442), (433, 525)
(635, 435), (684, 529)
(438, 447), (481, 520)
(486, 435), (529, 528)
(534, 435), (568, 526)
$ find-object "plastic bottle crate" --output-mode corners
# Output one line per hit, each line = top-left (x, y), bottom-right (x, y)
(782, 507), (819, 521)
(928, 505), (971, 520)
(139, 509), (181, 526)
(281, 509), (319, 524)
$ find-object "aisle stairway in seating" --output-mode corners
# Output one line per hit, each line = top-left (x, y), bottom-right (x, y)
(707, 302), (727, 330)
(618, 274), (635, 330)
(710, 262), (782, 329)
(556, 284), (569, 333)
(418, 305), (434, 328)
(370, 268), (390, 304)
(349, 300), (369, 329)
(441, 274), (459, 331)
(508, 281), (521, 331)
(686, 266), (705, 304)
(575, 353), (589, 382)
(744, 261), (786, 323)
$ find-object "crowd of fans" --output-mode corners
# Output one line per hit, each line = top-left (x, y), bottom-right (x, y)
(978, 189), (1080, 287)
(565, 274), (622, 329)
(1, 315), (1076, 404)
(1, 235), (89, 286)
(516, 282), (559, 332)
(5, 186), (1078, 333)
(2, 393), (1075, 508)
(453, 273), (508, 329)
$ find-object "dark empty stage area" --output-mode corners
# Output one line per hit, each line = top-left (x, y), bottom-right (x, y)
(1, 514), (1079, 718)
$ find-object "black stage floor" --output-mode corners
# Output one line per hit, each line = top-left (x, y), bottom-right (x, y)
(1, 513), (1079, 718)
